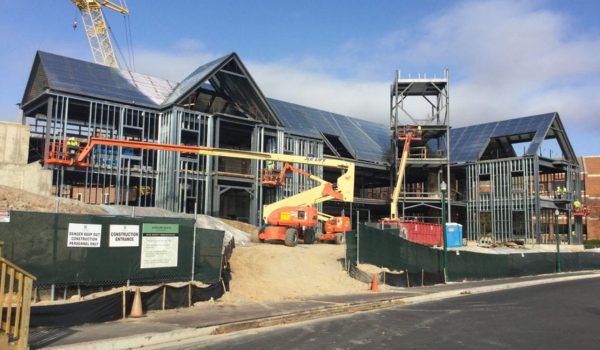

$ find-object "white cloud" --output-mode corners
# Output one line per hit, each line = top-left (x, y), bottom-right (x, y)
(404, 0), (600, 128)
(248, 61), (389, 122)
(132, 46), (218, 82)
(129, 0), (600, 140)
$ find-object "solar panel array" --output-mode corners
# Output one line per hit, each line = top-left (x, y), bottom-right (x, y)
(161, 54), (230, 107)
(38, 51), (163, 108)
(36, 51), (558, 166)
(268, 99), (390, 164)
(449, 113), (555, 162)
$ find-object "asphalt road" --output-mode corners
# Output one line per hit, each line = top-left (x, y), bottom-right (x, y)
(152, 278), (600, 350)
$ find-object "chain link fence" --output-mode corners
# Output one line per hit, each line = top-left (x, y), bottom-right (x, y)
(0, 211), (225, 290)
(347, 224), (600, 283)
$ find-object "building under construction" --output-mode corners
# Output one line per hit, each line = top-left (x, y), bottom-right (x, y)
(19, 51), (583, 244)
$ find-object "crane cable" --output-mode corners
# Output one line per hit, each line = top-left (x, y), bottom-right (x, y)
(121, 0), (135, 71)
(124, 15), (135, 71)
(107, 23), (131, 72)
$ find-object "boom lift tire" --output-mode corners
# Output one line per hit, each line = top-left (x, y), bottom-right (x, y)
(258, 226), (266, 243)
(334, 232), (345, 245)
(285, 228), (298, 247)
(303, 228), (316, 244)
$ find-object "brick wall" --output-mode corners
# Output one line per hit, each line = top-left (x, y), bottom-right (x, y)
(583, 156), (600, 240)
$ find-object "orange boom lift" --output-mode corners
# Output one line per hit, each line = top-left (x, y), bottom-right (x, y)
(262, 162), (352, 244)
(46, 137), (355, 247)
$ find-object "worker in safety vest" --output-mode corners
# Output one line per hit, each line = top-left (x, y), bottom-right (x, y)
(556, 186), (563, 199)
(66, 137), (79, 157)
(266, 160), (275, 173)
(573, 200), (582, 215)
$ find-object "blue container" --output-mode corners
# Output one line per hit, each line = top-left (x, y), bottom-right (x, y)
(445, 223), (463, 248)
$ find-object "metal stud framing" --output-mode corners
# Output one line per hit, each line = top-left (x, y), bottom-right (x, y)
(465, 156), (582, 244)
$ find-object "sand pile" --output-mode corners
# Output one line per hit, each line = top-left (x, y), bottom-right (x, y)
(0, 185), (106, 214)
(103, 205), (252, 246)
(226, 243), (368, 303)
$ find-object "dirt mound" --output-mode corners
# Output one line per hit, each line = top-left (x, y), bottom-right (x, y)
(0, 185), (105, 214)
(226, 243), (368, 302)
(217, 218), (258, 236)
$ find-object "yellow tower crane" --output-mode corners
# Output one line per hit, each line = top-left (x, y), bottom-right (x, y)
(71, 0), (129, 68)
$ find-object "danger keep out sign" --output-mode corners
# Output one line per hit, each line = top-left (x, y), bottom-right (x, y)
(67, 223), (102, 248)
(109, 225), (140, 247)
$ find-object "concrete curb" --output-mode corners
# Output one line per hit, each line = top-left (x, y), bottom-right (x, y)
(43, 327), (218, 350)
(45, 272), (600, 350)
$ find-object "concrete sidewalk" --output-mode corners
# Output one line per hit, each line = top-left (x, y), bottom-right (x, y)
(33, 271), (600, 350)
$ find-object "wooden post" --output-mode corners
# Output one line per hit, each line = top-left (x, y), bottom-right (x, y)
(13, 272), (24, 337)
(0, 263), (6, 313)
(17, 278), (33, 350)
(188, 283), (192, 307)
(161, 286), (166, 310)
(4, 267), (15, 332)
(122, 287), (126, 319)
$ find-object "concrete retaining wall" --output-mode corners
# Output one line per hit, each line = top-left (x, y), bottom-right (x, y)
(0, 162), (52, 196)
(0, 121), (52, 196)
(0, 121), (29, 165)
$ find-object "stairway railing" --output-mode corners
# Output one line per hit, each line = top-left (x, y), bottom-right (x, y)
(0, 241), (36, 350)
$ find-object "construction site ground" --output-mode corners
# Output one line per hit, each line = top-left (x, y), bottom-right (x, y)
(32, 271), (600, 349)
(1, 186), (369, 304)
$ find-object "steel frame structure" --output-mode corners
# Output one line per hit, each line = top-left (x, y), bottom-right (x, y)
(389, 70), (451, 222)
(463, 156), (582, 244)
(23, 93), (323, 226)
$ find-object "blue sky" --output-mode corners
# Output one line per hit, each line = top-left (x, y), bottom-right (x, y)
(1, 0), (600, 155)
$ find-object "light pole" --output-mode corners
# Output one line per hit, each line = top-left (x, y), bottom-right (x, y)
(440, 181), (448, 282)
(555, 209), (561, 273)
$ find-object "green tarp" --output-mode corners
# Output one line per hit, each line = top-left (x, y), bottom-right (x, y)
(0, 211), (225, 285)
(347, 224), (600, 281)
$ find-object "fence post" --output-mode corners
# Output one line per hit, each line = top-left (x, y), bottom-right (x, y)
(191, 201), (198, 281)
(356, 211), (360, 265)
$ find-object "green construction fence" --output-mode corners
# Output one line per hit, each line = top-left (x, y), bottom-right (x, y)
(0, 211), (225, 285)
(347, 224), (600, 282)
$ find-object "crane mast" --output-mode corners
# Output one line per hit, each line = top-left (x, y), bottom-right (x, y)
(71, 0), (129, 68)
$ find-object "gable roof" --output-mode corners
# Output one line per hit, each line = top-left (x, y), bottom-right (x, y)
(22, 51), (176, 108)
(160, 55), (230, 107)
(161, 53), (281, 126)
(23, 51), (281, 126)
(448, 112), (577, 162)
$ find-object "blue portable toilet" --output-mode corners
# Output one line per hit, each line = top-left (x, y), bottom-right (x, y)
(445, 223), (463, 248)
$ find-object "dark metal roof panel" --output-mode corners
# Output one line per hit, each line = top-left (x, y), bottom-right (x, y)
(448, 113), (556, 162)
(268, 98), (390, 163)
(37, 51), (170, 108)
(160, 54), (231, 107)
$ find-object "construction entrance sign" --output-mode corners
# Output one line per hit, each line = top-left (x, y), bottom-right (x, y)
(109, 225), (140, 247)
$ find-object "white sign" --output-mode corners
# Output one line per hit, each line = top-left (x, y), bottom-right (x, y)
(140, 235), (178, 269)
(0, 210), (9, 223)
(67, 223), (102, 248)
(109, 225), (140, 247)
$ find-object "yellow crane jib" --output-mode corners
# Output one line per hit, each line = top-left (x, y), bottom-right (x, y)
(71, 0), (129, 68)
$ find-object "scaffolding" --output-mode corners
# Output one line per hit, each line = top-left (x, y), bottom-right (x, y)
(389, 70), (450, 223)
